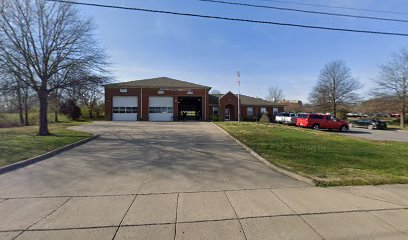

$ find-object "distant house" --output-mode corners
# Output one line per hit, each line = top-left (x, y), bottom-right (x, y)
(104, 77), (285, 121)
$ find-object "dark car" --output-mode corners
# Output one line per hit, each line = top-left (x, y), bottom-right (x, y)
(349, 119), (387, 130)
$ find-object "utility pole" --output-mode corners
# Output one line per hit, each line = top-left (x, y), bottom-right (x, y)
(237, 68), (241, 122)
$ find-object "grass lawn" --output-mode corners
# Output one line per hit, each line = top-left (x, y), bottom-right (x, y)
(0, 112), (71, 128)
(0, 121), (92, 167)
(216, 122), (408, 186)
(387, 123), (408, 131)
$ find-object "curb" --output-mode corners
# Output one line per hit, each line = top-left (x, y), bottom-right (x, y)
(212, 123), (315, 185)
(0, 135), (99, 175)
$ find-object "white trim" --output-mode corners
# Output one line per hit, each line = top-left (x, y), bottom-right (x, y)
(238, 93), (240, 122)
(205, 90), (207, 120)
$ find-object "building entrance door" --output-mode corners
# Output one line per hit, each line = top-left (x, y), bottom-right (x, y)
(225, 109), (231, 121)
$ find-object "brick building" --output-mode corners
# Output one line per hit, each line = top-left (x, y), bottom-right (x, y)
(104, 77), (284, 121)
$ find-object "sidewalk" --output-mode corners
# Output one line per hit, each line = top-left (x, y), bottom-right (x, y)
(1, 185), (407, 239)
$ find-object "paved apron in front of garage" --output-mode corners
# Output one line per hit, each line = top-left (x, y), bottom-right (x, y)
(1, 122), (408, 240)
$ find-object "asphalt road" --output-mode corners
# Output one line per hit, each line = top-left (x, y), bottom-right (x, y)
(339, 127), (408, 142)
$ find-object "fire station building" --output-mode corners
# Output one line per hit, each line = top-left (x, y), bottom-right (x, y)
(104, 77), (284, 121)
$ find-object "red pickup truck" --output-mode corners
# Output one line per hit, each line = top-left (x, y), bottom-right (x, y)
(296, 113), (349, 132)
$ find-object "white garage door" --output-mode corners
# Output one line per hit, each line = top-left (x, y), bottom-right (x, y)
(112, 96), (138, 121)
(149, 96), (173, 122)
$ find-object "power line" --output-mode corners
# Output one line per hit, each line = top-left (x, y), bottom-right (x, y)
(199, 0), (408, 23)
(46, 0), (408, 37)
(256, 0), (408, 16)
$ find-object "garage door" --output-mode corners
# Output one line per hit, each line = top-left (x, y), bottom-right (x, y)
(149, 96), (173, 122)
(112, 96), (138, 121)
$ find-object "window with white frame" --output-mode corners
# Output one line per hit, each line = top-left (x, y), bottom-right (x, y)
(261, 107), (267, 114)
(212, 107), (219, 115)
(247, 107), (253, 116)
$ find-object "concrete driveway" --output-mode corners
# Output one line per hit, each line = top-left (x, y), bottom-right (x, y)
(338, 127), (408, 142)
(0, 122), (407, 240)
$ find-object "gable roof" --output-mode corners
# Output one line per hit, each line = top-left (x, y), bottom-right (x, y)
(209, 94), (221, 105)
(105, 77), (211, 89)
(209, 93), (285, 106)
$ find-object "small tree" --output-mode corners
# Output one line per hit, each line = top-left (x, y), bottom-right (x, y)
(49, 89), (62, 122)
(373, 49), (408, 128)
(259, 114), (270, 123)
(309, 60), (361, 117)
(76, 76), (109, 119)
(266, 86), (284, 102)
(60, 99), (82, 120)
(94, 102), (105, 119)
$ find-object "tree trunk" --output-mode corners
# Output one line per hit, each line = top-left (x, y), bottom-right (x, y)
(54, 109), (58, 122)
(23, 85), (29, 126)
(38, 90), (50, 136)
(401, 102), (406, 129)
(24, 107), (29, 126)
(16, 81), (24, 125)
(54, 90), (59, 122)
(88, 102), (94, 119)
(89, 108), (93, 119)
(24, 95), (29, 126)
(333, 101), (337, 117)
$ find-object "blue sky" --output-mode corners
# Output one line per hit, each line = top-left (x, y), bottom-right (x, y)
(78, 0), (408, 102)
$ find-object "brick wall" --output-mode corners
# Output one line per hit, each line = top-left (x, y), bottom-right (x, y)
(105, 87), (209, 121)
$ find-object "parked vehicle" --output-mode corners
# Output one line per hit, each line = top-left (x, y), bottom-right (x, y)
(347, 113), (361, 118)
(275, 112), (298, 124)
(373, 112), (389, 118)
(275, 112), (289, 123)
(296, 113), (349, 132)
(389, 113), (401, 118)
(284, 112), (297, 125)
(349, 119), (387, 130)
(346, 113), (368, 118)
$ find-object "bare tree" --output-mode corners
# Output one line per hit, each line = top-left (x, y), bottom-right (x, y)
(266, 86), (284, 102)
(210, 89), (222, 94)
(373, 49), (408, 128)
(49, 90), (61, 122)
(0, 0), (108, 135)
(356, 96), (399, 116)
(75, 76), (109, 119)
(309, 60), (361, 117)
(285, 102), (304, 113)
(0, 69), (33, 125)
